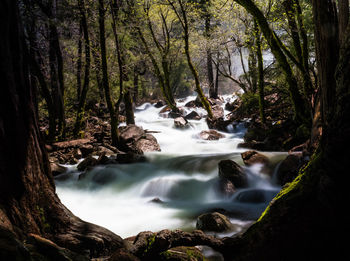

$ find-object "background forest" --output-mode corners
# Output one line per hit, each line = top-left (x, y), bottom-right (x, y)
(23, 0), (319, 147)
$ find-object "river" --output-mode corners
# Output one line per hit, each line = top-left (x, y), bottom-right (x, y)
(55, 96), (286, 239)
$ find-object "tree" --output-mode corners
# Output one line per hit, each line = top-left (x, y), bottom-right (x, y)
(234, 0), (311, 126)
(219, 1), (349, 259)
(98, 0), (120, 147)
(168, 0), (214, 118)
(73, 0), (91, 137)
(0, 0), (124, 258)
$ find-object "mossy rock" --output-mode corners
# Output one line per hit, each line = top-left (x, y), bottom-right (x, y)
(160, 246), (205, 261)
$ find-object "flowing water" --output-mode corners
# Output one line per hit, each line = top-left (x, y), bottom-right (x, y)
(55, 96), (286, 239)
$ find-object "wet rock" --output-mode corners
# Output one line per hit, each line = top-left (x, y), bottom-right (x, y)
(154, 100), (166, 108)
(149, 198), (164, 204)
(185, 97), (202, 108)
(77, 156), (98, 171)
(206, 118), (230, 132)
(217, 178), (236, 197)
(110, 248), (140, 261)
(241, 151), (271, 175)
(117, 152), (147, 164)
(50, 163), (68, 177)
(218, 160), (247, 188)
(135, 134), (161, 153)
(131, 229), (223, 259)
(119, 125), (161, 154)
(212, 105), (224, 119)
(80, 144), (94, 157)
(174, 117), (189, 129)
(196, 212), (235, 232)
(185, 111), (201, 121)
(160, 106), (172, 114)
(241, 151), (269, 166)
(276, 154), (304, 186)
(237, 141), (267, 151)
(234, 189), (277, 204)
(97, 146), (115, 156)
(199, 130), (225, 141)
(159, 246), (204, 261)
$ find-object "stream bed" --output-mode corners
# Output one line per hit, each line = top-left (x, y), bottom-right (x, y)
(55, 96), (287, 239)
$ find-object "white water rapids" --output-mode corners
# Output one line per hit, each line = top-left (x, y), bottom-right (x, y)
(55, 96), (286, 239)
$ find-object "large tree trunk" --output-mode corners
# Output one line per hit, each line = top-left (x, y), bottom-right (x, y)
(312, 0), (339, 138)
(0, 0), (124, 258)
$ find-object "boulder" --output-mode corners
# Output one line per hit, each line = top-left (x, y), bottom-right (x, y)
(218, 160), (247, 188)
(119, 125), (161, 154)
(206, 117), (230, 132)
(160, 246), (204, 261)
(241, 151), (270, 167)
(134, 134), (161, 153)
(154, 100), (166, 108)
(174, 117), (189, 129)
(77, 156), (98, 171)
(199, 130), (225, 141)
(241, 151), (271, 175)
(185, 111), (201, 121)
(196, 212), (235, 232)
(276, 154), (303, 186)
(50, 163), (68, 177)
(211, 105), (224, 119)
(79, 144), (94, 157)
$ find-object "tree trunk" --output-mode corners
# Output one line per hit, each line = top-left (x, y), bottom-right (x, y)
(312, 0), (339, 136)
(205, 10), (216, 99)
(338, 0), (349, 44)
(99, 0), (119, 147)
(169, 0), (213, 118)
(0, 0), (124, 258)
(74, 0), (91, 137)
(255, 21), (265, 124)
(76, 22), (83, 101)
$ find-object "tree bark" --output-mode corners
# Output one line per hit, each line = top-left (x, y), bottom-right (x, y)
(0, 0), (124, 258)
(338, 0), (349, 44)
(312, 0), (339, 136)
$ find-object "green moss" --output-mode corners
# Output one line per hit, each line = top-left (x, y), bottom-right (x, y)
(36, 206), (50, 233)
(144, 234), (156, 254)
(257, 152), (321, 222)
